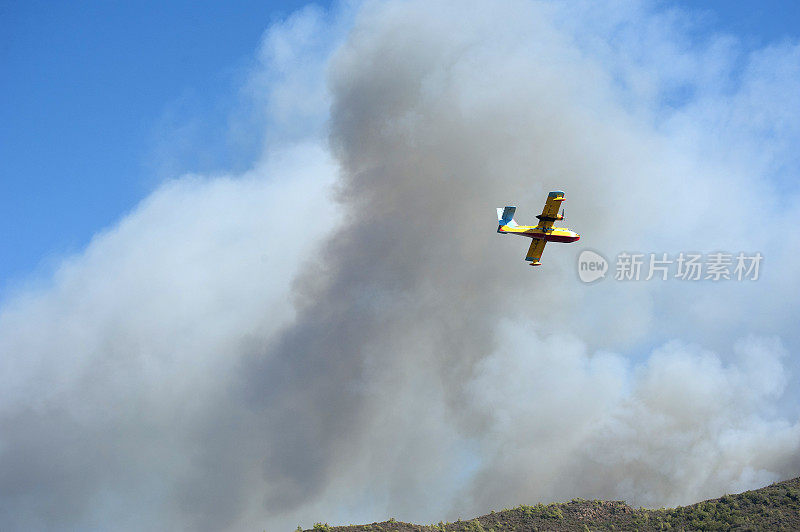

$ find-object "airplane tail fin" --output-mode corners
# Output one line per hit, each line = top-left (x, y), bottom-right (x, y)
(497, 206), (518, 232)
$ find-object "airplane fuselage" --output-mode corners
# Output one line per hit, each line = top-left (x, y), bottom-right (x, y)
(498, 225), (581, 243)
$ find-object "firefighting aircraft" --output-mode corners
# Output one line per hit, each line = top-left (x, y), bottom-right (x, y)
(496, 190), (580, 266)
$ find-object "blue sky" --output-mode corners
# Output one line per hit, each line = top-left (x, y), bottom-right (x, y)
(0, 0), (329, 299)
(0, 0), (798, 301)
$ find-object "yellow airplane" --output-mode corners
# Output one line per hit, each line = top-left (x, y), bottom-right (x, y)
(496, 191), (580, 266)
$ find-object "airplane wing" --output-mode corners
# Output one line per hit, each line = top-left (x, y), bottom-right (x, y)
(525, 238), (547, 265)
(535, 190), (566, 230)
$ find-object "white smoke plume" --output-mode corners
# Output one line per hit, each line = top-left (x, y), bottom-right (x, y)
(1, 1), (800, 530)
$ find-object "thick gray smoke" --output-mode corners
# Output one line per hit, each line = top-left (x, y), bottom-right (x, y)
(2, 1), (800, 530)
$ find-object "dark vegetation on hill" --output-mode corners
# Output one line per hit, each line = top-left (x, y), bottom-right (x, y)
(303, 476), (800, 531)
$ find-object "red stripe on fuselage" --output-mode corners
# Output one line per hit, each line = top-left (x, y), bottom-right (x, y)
(526, 233), (580, 243)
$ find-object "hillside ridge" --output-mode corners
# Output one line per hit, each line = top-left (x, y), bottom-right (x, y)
(304, 476), (800, 531)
